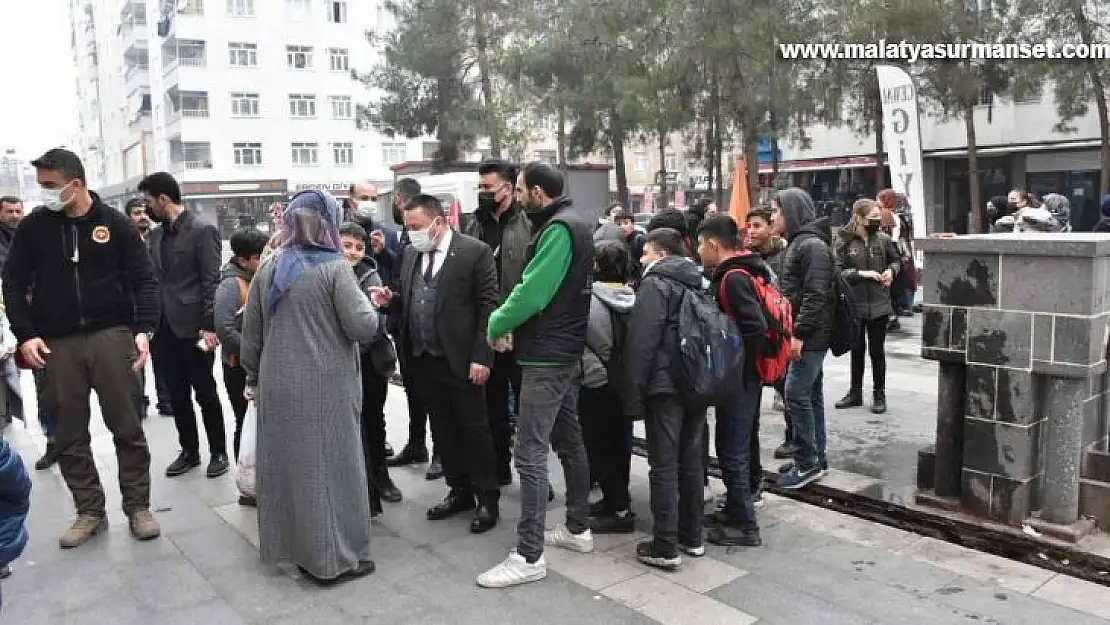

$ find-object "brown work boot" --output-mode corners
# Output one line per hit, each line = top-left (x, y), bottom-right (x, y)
(59, 514), (109, 549)
(129, 509), (161, 541)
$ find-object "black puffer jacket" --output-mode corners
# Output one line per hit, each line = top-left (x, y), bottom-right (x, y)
(834, 227), (901, 321)
(623, 255), (705, 415)
(777, 188), (836, 351)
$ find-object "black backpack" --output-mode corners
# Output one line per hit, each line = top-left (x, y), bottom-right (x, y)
(669, 282), (745, 405)
(829, 249), (861, 357)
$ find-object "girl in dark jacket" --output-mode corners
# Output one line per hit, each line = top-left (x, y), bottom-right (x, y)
(833, 199), (902, 414)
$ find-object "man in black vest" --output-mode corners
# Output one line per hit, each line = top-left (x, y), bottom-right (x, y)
(370, 194), (501, 533)
(477, 163), (595, 588)
(461, 160), (531, 485)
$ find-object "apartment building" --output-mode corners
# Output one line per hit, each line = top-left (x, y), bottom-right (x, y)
(70, 0), (428, 223)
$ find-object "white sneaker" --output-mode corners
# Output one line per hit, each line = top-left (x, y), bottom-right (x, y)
(772, 392), (785, 412)
(476, 550), (547, 588)
(545, 523), (594, 553)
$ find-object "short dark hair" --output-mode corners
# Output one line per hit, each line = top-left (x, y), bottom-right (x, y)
(613, 211), (634, 224)
(124, 197), (146, 214)
(31, 148), (87, 185)
(697, 215), (742, 250)
(229, 227), (270, 258)
(0, 196), (21, 207)
(745, 208), (772, 224)
(137, 172), (183, 204)
(404, 194), (445, 218)
(646, 209), (688, 237)
(477, 159), (517, 184)
(521, 162), (564, 198)
(339, 221), (368, 241)
(594, 240), (633, 283)
(643, 227), (687, 257)
(395, 177), (421, 201)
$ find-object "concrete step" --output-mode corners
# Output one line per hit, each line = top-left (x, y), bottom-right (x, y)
(1079, 478), (1110, 530)
(1081, 441), (1110, 482)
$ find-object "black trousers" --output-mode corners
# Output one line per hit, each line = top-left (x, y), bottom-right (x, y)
(645, 395), (705, 550)
(153, 325), (226, 457)
(579, 384), (632, 511)
(398, 351), (433, 452)
(149, 338), (174, 412)
(359, 353), (391, 513)
(850, 316), (888, 392)
(410, 354), (498, 495)
(486, 350), (521, 472)
(222, 363), (248, 458)
(774, 377), (792, 445)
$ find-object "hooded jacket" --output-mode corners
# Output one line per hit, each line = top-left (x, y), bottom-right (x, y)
(624, 255), (704, 414)
(751, 236), (787, 285)
(835, 226), (901, 321)
(213, 260), (254, 366)
(776, 188), (836, 351)
(0, 438), (29, 569)
(581, 281), (635, 389)
(710, 253), (771, 388)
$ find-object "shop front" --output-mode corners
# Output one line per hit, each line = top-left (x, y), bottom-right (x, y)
(181, 179), (288, 237)
(1024, 149), (1102, 231)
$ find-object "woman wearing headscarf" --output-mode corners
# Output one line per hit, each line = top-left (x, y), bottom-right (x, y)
(240, 190), (381, 583)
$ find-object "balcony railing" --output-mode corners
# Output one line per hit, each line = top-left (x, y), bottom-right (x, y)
(181, 108), (209, 118)
(125, 64), (149, 80)
(183, 160), (212, 170)
(162, 55), (206, 74)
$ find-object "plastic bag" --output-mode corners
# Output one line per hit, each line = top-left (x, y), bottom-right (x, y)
(236, 404), (257, 498)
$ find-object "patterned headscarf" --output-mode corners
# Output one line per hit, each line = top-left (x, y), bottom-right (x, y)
(266, 190), (343, 313)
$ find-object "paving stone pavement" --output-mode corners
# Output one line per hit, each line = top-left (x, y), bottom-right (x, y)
(2, 342), (1109, 624)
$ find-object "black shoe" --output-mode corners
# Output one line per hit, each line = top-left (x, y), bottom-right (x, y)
(706, 525), (762, 547)
(772, 441), (798, 460)
(35, 441), (59, 471)
(589, 499), (610, 517)
(383, 442), (395, 458)
(871, 391), (887, 414)
(298, 561), (375, 585)
(427, 492), (476, 521)
(380, 481), (403, 504)
(835, 390), (863, 409)
(206, 454), (230, 478)
(549, 485), (556, 503)
(387, 444), (429, 467)
(778, 459), (829, 475)
(238, 494), (257, 507)
(703, 508), (729, 526)
(0, 565), (10, 579)
(470, 494), (499, 534)
(165, 451), (201, 477)
(424, 456), (444, 481)
(590, 509), (635, 534)
(636, 540), (680, 571)
(157, 403), (174, 417)
(498, 464), (513, 486)
(888, 318), (901, 332)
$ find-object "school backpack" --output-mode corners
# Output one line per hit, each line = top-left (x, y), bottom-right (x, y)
(669, 281), (746, 404)
(829, 259), (861, 357)
(718, 268), (793, 385)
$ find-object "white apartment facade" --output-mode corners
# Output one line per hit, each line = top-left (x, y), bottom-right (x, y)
(70, 0), (430, 225)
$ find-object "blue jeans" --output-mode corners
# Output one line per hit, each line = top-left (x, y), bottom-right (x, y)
(714, 377), (761, 528)
(785, 350), (827, 472)
(901, 289), (916, 312)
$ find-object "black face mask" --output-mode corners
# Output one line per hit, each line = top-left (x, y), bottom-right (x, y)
(477, 191), (497, 213)
(147, 202), (166, 224)
(866, 218), (881, 234)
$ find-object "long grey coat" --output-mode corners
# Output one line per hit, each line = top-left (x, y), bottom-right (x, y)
(240, 258), (379, 579)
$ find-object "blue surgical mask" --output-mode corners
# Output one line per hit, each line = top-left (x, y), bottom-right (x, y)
(408, 225), (435, 252)
(356, 201), (375, 219)
(41, 189), (64, 212)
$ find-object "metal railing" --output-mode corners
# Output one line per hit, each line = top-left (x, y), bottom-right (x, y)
(183, 160), (212, 170)
(181, 108), (209, 118)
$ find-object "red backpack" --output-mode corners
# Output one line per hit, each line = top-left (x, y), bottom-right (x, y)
(718, 267), (794, 385)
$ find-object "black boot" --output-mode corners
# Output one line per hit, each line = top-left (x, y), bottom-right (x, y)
(471, 491), (499, 534)
(387, 444), (429, 467)
(834, 389), (863, 409)
(871, 390), (887, 414)
(35, 441), (59, 471)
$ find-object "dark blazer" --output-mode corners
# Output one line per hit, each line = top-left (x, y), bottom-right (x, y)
(389, 231), (498, 381)
(147, 210), (222, 339)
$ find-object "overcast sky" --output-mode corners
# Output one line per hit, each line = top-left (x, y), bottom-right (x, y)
(0, 0), (79, 158)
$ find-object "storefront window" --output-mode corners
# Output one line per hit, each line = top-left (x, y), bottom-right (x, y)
(1027, 170), (1101, 231)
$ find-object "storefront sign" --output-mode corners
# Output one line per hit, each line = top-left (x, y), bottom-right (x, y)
(876, 64), (926, 262)
(293, 182), (351, 193)
(182, 179), (287, 196)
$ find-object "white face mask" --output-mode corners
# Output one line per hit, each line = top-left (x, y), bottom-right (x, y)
(356, 201), (375, 218)
(408, 222), (438, 252)
(41, 182), (72, 212)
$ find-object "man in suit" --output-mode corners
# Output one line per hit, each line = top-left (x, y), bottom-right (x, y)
(370, 194), (501, 533)
(139, 172), (228, 479)
(126, 197), (174, 419)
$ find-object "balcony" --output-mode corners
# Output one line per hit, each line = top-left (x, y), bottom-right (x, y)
(124, 63), (150, 95)
(169, 141), (213, 174)
(128, 91), (152, 130)
(164, 90), (209, 139)
(161, 39), (206, 90)
(120, 20), (147, 55)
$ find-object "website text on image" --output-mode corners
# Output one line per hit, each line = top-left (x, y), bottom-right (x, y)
(780, 40), (1110, 62)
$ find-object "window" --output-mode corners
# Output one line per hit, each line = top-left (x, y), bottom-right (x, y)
(422, 141), (440, 160)
(382, 142), (407, 166)
(533, 149), (557, 165)
(285, 0), (310, 19)
(232, 142), (262, 165)
(286, 45), (313, 69)
(328, 1), (348, 23)
(227, 0), (254, 16)
(633, 153), (648, 172)
(664, 153), (677, 172)
(228, 42), (257, 67)
(288, 94), (316, 118)
(291, 142), (319, 166)
(333, 142), (354, 165)
(329, 95), (353, 119)
(230, 92), (260, 117)
(328, 48), (349, 72)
